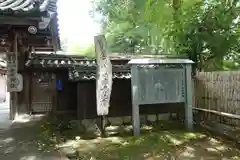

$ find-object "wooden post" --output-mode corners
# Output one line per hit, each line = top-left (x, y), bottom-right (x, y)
(94, 35), (112, 116)
(131, 65), (140, 136)
(94, 35), (112, 136)
(13, 32), (18, 119)
(9, 32), (19, 120)
(28, 71), (32, 114)
(185, 64), (193, 130)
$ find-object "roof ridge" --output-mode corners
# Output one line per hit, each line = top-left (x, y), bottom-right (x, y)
(0, 0), (58, 14)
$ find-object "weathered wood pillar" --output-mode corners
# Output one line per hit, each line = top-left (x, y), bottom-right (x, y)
(130, 65), (140, 136)
(185, 64), (193, 130)
(94, 35), (112, 115)
(9, 32), (18, 120)
(94, 35), (112, 136)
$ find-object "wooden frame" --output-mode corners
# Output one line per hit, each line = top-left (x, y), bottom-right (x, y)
(129, 59), (194, 136)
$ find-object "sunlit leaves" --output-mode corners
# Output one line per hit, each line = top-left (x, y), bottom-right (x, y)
(145, 0), (240, 70)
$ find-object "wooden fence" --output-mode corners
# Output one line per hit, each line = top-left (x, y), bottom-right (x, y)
(193, 71), (240, 126)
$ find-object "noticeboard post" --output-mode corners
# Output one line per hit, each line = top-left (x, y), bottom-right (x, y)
(129, 58), (194, 136)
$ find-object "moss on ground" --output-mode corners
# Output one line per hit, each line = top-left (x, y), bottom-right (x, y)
(35, 116), (240, 160)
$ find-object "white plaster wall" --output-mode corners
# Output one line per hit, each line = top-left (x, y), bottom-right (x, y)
(0, 75), (6, 103)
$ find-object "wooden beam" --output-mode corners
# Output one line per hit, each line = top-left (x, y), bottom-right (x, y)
(193, 107), (240, 120)
(0, 17), (39, 26)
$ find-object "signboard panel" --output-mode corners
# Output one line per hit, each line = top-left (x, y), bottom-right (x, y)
(137, 67), (185, 104)
(129, 59), (194, 136)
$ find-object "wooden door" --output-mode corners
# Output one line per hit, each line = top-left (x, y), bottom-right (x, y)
(31, 72), (56, 113)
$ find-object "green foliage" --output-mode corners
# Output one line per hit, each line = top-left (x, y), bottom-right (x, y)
(35, 116), (85, 151)
(93, 0), (162, 54)
(145, 0), (240, 71)
(93, 0), (240, 70)
(69, 44), (95, 58)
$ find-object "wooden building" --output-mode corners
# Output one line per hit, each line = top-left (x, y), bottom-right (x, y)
(0, 0), (60, 119)
(0, 1), (184, 121)
(22, 53), (184, 120)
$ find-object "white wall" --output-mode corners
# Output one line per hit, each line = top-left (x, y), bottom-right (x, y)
(0, 75), (6, 103)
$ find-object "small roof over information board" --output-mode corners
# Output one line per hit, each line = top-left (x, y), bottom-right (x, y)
(128, 58), (194, 64)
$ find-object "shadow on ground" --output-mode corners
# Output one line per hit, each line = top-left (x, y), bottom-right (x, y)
(61, 127), (240, 160)
(35, 117), (240, 160)
(0, 115), (67, 160)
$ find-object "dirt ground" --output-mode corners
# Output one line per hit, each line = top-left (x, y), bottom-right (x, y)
(56, 125), (240, 160)
(0, 122), (68, 160)
(2, 117), (239, 160)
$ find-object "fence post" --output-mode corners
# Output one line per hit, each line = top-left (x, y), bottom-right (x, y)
(185, 64), (193, 130)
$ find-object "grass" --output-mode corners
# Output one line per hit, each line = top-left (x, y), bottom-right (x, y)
(34, 116), (240, 160)
(72, 130), (205, 159)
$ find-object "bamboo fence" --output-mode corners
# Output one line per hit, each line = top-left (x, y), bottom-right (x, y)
(193, 71), (240, 126)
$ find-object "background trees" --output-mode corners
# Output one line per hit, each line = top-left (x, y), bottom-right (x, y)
(92, 0), (240, 71)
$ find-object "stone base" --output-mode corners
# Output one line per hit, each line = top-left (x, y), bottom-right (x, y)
(80, 113), (175, 132)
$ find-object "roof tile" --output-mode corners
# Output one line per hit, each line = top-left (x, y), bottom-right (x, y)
(0, 0), (57, 16)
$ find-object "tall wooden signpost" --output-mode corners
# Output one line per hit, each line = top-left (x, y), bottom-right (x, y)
(94, 35), (112, 135)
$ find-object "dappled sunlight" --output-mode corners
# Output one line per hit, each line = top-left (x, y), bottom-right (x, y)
(183, 132), (206, 139)
(105, 126), (121, 135)
(57, 135), (126, 157)
(232, 156), (240, 159)
(208, 137), (222, 145)
(105, 125), (120, 131)
(178, 146), (196, 159)
(3, 145), (16, 154)
(100, 136), (124, 144)
(57, 128), (222, 159)
(13, 117), (30, 123)
(35, 118), (240, 159)
(165, 134), (184, 145)
(61, 140), (76, 147)
(215, 145), (228, 152)
(141, 125), (154, 131)
(0, 137), (14, 144)
(20, 155), (37, 160)
(205, 147), (219, 153)
(13, 114), (45, 124)
(0, 136), (16, 155)
(143, 152), (170, 160)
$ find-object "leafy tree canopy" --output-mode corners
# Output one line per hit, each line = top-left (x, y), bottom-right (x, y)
(92, 0), (240, 71)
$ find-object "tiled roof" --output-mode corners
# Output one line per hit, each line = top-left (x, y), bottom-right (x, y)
(25, 53), (190, 81)
(0, 0), (57, 16)
(0, 0), (60, 50)
(25, 53), (131, 80)
(69, 72), (131, 81)
(26, 53), (130, 68)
